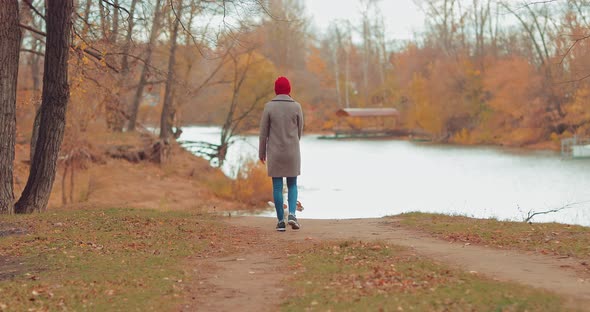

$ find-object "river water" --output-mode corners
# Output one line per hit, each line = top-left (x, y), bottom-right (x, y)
(180, 126), (590, 226)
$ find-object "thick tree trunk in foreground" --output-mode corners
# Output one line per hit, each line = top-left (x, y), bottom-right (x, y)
(0, 0), (22, 214)
(15, 0), (73, 214)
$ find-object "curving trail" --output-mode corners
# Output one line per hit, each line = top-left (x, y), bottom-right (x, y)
(191, 216), (590, 311)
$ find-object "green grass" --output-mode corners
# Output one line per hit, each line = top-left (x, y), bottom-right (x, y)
(397, 212), (590, 261)
(283, 241), (572, 312)
(0, 208), (229, 311)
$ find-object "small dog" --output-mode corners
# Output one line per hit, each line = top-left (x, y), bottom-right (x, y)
(267, 200), (304, 212)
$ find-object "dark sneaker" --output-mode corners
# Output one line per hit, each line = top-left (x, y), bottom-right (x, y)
(276, 220), (286, 232)
(288, 215), (300, 230)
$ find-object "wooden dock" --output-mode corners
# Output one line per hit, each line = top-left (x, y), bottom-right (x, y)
(317, 128), (434, 141)
(319, 107), (432, 141)
(318, 128), (411, 140)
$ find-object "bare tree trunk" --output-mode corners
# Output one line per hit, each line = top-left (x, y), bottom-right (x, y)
(425, 0), (457, 55)
(69, 165), (74, 204)
(15, 0), (73, 214)
(82, 0), (92, 36)
(489, 1), (499, 58)
(361, 5), (371, 106)
(99, 1), (109, 40)
(128, 0), (162, 131)
(344, 25), (351, 108)
(30, 39), (41, 92)
(111, 0), (119, 43)
(332, 45), (342, 107)
(28, 5), (43, 162)
(121, 0), (138, 74)
(472, 0), (490, 71)
(329, 25), (344, 107)
(375, 15), (388, 104)
(174, 1), (200, 128)
(216, 49), (269, 166)
(502, 3), (546, 66)
(0, 0), (22, 215)
(526, 4), (550, 62)
(61, 165), (68, 206)
(105, 0), (139, 132)
(160, 1), (184, 140)
(30, 108), (41, 161)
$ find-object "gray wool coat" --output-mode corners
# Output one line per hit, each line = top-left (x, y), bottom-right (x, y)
(259, 94), (304, 177)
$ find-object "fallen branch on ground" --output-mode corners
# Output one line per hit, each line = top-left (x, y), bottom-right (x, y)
(518, 200), (590, 223)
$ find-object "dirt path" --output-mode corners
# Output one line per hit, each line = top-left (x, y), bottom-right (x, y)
(190, 252), (285, 312)
(187, 226), (304, 312)
(195, 216), (590, 311)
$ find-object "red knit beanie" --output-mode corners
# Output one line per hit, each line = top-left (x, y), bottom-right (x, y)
(274, 76), (291, 95)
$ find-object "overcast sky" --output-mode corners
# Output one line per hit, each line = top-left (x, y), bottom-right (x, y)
(303, 0), (426, 40)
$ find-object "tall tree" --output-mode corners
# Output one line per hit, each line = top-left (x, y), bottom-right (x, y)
(120, 0), (139, 75)
(359, 0), (377, 106)
(0, 0), (22, 214)
(16, 0), (74, 214)
(263, 0), (308, 71)
(472, 0), (491, 70)
(99, 1), (110, 40)
(105, 0), (139, 132)
(328, 24), (343, 107)
(217, 47), (275, 166)
(128, 0), (163, 131)
(501, 1), (549, 66)
(160, 0), (184, 140)
(423, 0), (459, 55)
(25, 1), (45, 162)
(111, 0), (120, 43)
(344, 21), (352, 108)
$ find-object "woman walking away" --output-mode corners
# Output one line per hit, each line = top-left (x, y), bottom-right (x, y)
(259, 76), (304, 231)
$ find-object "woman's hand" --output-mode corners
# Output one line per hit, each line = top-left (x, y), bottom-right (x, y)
(260, 156), (266, 164)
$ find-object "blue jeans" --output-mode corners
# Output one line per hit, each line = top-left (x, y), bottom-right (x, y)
(272, 177), (297, 221)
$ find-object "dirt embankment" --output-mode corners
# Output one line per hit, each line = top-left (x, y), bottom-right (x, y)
(12, 131), (242, 213)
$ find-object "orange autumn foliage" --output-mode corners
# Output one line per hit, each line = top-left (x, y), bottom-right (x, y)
(232, 159), (273, 206)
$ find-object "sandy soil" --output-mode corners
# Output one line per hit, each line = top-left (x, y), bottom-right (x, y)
(192, 216), (590, 312)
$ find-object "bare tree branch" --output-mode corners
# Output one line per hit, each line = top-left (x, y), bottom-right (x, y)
(558, 72), (590, 84)
(230, 89), (272, 135)
(20, 48), (44, 56)
(560, 33), (590, 64)
(99, 0), (131, 17)
(21, 0), (46, 21)
(515, 0), (558, 10)
(19, 23), (46, 37)
(187, 47), (233, 96)
(19, 22), (120, 73)
(170, 0), (220, 60)
(520, 200), (590, 223)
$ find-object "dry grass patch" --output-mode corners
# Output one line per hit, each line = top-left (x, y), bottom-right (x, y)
(283, 241), (572, 311)
(397, 213), (590, 263)
(0, 208), (240, 311)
